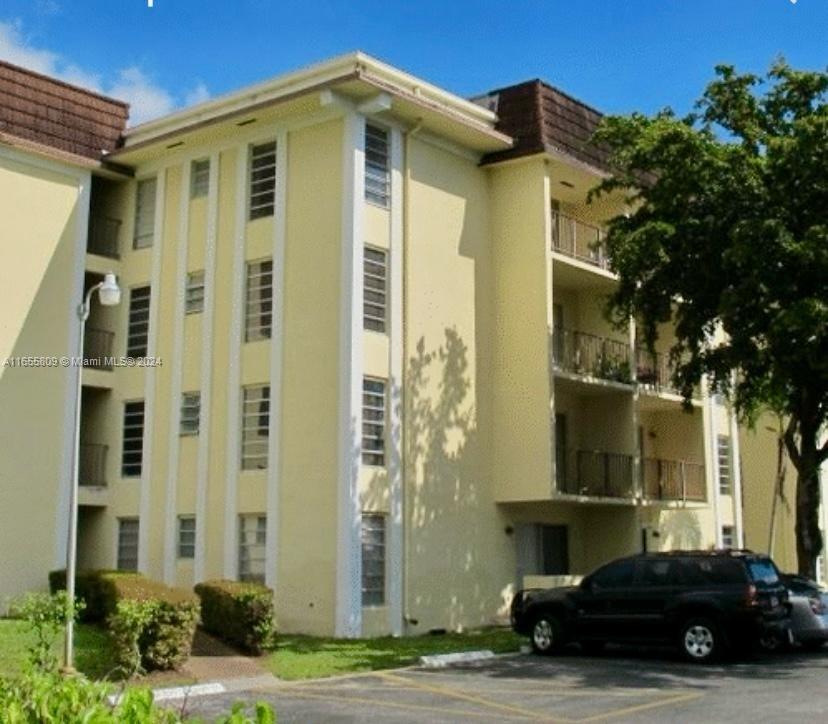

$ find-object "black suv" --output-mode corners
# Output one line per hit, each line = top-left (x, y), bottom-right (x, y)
(511, 551), (790, 662)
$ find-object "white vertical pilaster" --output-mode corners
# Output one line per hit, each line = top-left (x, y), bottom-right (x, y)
(703, 378), (723, 547)
(265, 130), (288, 589)
(728, 386), (745, 548)
(335, 111), (365, 638)
(387, 126), (404, 636)
(193, 152), (220, 583)
(138, 170), (166, 573)
(223, 144), (249, 579)
(162, 161), (192, 583)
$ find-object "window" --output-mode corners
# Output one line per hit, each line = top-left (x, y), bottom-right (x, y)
(121, 401), (145, 477)
(365, 124), (390, 206)
(249, 142), (277, 220)
(362, 377), (386, 466)
(363, 247), (387, 333)
(638, 559), (682, 587)
(185, 271), (205, 314)
(590, 559), (635, 589)
(721, 525), (735, 549)
(177, 516), (196, 559)
(117, 518), (139, 571)
(126, 286), (151, 358)
(133, 177), (157, 249)
(361, 514), (386, 606)
(190, 159), (210, 198)
(238, 514), (266, 583)
(180, 392), (200, 436)
(717, 435), (732, 495)
(245, 260), (273, 341)
(681, 557), (747, 585)
(241, 385), (269, 470)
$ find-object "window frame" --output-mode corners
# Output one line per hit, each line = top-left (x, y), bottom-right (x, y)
(190, 159), (210, 199)
(241, 385), (270, 470)
(177, 515), (196, 559)
(238, 514), (267, 583)
(363, 246), (388, 333)
(133, 177), (157, 249)
(248, 141), (277, 220)
(117, 517), (139, 571)
(364, 124), (390, 208)
(126, 285), (151, 358)
(717, 434), (732, 495)
(361, 377), (386, 467)
(244, 259), (273, 342)
(121, 400), (145, 477)
(361, 513), (386, 607)
(180, 391), (201, 436)
(185, 271), (205, 315)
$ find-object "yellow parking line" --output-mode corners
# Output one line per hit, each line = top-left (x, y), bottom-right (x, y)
(272, 687), (532, 720)
(379, 671), (565, 722)
(572, 691), (704, 722)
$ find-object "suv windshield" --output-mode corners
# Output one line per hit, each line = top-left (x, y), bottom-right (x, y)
(747, 559), (780, 585)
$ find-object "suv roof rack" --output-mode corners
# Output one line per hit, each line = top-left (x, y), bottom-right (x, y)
(640, 549), (757, 558)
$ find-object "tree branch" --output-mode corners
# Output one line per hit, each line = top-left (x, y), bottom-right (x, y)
(783, 416), (802, 471)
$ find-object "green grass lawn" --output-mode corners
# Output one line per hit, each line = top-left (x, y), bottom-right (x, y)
(0, 619), (118, 680)
(266, 627), (523, 681)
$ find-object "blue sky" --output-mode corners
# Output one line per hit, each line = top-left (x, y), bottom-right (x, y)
(0, 0), (825, 125)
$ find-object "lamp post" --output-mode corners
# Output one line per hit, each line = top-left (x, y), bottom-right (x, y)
(63, 272), (121, 673)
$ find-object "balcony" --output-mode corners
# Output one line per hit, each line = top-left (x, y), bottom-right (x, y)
(643, 458), (706, 502)
(552, 328), (632, 384)
(87, 215), (122, 259)
(83, 328), (114, 370)
(636, 348), (679, 394)
(557, 449), (635, 499)
(79, 443), (108, 487)
(551, 210), (609, 270)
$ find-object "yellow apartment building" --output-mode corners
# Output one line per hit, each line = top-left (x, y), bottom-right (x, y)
(1, 52), (825, 637)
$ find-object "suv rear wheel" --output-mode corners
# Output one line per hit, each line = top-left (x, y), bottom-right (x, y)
(679, 617), (721, 663)
(531, 614), (563, 655)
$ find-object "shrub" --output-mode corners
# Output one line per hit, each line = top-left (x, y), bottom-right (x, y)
(48, 569), (140, 623)
(8, 592), (85, 672)
(0, 668), (275, 723)
(106, 577), (199, 674)
(195, 580), (276, 654)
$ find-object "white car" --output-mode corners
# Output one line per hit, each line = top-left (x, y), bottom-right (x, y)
(783, 574), (828, 650)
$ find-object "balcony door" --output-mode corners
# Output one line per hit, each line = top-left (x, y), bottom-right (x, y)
(552, 303), (565, 365)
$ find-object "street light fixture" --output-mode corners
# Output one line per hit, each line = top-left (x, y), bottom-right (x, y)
(62, 272), (121, 673)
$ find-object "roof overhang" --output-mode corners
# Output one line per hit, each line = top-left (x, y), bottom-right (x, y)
(112, 52), (512, 165)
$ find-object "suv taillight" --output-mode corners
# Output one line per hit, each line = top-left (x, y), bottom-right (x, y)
(745, 584), (759, 607)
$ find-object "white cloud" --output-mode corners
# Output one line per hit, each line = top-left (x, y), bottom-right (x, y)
(0, 19), (209, 126)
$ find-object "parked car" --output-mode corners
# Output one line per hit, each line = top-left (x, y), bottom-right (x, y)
(511, 551), (790, 663)
(760, 574), (828, 651)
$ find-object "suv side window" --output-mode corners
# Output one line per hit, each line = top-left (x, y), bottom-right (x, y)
(638, 559), (682, 586)
(591, 560), (635, 589)
(682, 558), (747, 585)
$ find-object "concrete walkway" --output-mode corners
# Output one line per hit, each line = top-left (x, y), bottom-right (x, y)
(184, 629), (273, 682)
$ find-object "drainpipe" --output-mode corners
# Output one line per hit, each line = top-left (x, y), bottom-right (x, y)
(728, 373), (745, 549)
(704, 378), (723, 548)
(401, 119), (423, 635)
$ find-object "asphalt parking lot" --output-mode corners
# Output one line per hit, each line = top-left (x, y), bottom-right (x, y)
(181, 646), (828, 723)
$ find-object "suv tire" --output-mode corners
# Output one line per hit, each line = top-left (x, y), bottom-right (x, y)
(679, 617), (722, 663)
(531, 614), (563, 655)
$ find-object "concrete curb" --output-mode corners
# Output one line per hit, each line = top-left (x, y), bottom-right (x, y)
(418, 649), (496, 668)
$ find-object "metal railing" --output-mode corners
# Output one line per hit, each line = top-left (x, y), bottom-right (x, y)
(550, 210), (609, 270)
(83, 327), (115, 370)
(551, 328), (632, 383)
(635, 347), (679, 393)
(79, 443), (108, 487)
(556, 449), (635, 498)
(643, 458), (706, 502)
(87, 215), (122, 259)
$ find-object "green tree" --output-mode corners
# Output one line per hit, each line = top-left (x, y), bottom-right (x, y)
(591, 61), (828, 577)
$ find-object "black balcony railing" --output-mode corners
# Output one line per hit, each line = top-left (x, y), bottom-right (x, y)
(79, 443), (108, 487)
(643, 458), (706, 502)
(551, 210), (609, 270)
(83, 327), (115, 370)
(636, 348), (679, 393)
(87, 215), (122, 259)
(552, 328), (632, 383)
(557, 449), (635, 498)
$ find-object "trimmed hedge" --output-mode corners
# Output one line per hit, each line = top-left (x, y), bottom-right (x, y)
(48, 569), (199, 673)
(195, 580), (275, 654)
(48, 569), (140, 622)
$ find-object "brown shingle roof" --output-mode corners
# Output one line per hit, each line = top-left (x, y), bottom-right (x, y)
(477, 80), (610, 171)
(0, 60), (128, 162)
